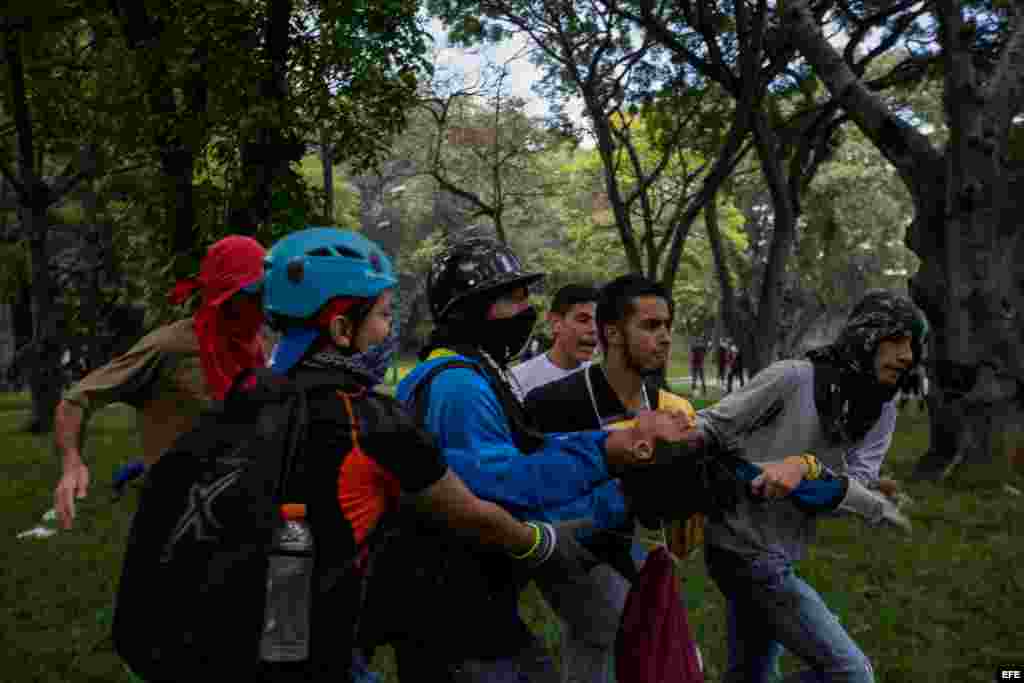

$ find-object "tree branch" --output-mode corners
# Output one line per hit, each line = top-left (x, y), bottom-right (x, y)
(431, 170), (495, 218)
(2, 23), (36, 204)
(783, 0), (940, 193)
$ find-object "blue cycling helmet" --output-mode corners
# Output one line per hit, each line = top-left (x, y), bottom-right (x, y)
(264, 227), (397, 322)
(264, 227), (397, 372)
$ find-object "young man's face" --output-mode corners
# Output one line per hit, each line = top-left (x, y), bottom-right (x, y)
(486, 287), (531, 320)
(607, 295), (672, 375)
(353, 289), (394, 352)
(875, 334), (913, 386)
(550, 302), (598, 363)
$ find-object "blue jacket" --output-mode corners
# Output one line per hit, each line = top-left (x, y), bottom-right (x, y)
(396, 352), (629, 531)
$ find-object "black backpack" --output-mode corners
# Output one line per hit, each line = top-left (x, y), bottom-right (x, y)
(112, 369), (353, 682)
(358, 359), (536, 661)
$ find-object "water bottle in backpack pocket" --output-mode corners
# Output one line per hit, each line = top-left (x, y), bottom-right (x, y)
(261, 504), (315, 663)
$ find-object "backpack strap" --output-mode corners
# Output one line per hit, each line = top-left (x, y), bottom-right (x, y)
(408, 359), (483, 426)
(645, 377), (662, 409)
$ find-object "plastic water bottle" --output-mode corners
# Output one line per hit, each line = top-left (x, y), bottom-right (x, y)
(260, 504), (314, 662)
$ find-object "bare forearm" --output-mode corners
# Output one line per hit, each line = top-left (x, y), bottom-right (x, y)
(54, 401), (85, 467)
(413, 471), (535, 555)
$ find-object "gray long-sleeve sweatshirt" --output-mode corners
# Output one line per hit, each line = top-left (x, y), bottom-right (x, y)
(697, 360), (897, 564)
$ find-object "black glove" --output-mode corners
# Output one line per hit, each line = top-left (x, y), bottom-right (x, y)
(514, 520), (601, 577)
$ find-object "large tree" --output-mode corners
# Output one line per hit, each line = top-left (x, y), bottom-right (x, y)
(782, 0), (1024, 478)
(1, 11), (104, 431)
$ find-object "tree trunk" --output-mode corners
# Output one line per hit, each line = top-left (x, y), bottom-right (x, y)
(321, 133), (335, 223)
(748, 113), (799, 374)
(3, 22), (68, 432)
(24, 202), (62, 433)
(110, 0), (204, 275)
(907, 166), (1024, 479)
(228, 0), (298, 234)
(161, 146), (199, 275)
(79, 178), (103, 372)
(705, 195), (759, 383)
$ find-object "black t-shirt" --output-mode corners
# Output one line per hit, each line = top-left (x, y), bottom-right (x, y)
(523, 363), (655, 432)
(289, 377), (449, 582)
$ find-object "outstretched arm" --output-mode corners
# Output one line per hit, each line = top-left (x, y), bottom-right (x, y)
(54, 400), (89, 530)
(411, 470), (599, 576)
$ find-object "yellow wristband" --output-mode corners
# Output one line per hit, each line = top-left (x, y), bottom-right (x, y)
(511, 522), (542, 560)
(802, 454), (821, 480)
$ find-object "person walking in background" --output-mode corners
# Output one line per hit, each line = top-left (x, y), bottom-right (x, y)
(717, 339), (730, 388)
(727, 344), (745, 392)
(690, 337), (708, 395)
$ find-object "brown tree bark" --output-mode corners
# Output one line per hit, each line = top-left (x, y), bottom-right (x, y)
(227, 0), (303, 235)
(784, 0), (1024, 480)
(109, 0), (205, 276)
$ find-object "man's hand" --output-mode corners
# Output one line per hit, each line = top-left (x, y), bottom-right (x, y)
(750, 457), (807, 500)
(55, 461), (90, 530)
(517, 520), (601, 578)
(877, 478), (900, 498)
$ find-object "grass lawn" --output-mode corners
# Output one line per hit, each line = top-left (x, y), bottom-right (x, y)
(2, 387), (1021, 682)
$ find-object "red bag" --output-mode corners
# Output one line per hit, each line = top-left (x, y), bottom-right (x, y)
(615, 547), (704, 683)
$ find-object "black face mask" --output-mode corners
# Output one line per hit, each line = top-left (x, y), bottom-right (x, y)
(478, 306), (538, 365)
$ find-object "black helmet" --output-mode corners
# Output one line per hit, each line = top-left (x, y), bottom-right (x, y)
(428, 237), (544, 323)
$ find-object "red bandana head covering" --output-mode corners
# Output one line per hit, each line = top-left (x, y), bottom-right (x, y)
(169, 235), (267, 400)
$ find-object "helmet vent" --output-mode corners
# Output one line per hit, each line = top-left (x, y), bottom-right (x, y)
(334, 246), (364, 260)
(287, 258), (304, 283)
(307, 247), (333, 257)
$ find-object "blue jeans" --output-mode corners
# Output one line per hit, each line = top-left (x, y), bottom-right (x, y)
(706, 546), (874, 683)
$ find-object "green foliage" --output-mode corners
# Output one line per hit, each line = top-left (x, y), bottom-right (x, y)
(0, 241), (30, 302)
(798, 126), (918, 305)
(296, 155), (361, 227)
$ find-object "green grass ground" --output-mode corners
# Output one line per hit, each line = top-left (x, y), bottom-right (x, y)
(2, 383), (1022, 682)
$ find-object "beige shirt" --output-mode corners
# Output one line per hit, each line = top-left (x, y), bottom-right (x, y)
(63, 318), (214, 467)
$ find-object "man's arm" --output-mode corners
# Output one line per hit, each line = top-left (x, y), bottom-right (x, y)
(843, 401), (897, 487)
(692, 361), (811, 498)
(426, 368), (686, 514)
(53, 338), (166, 529)
(408, 470), (601, 575)
(54, 400), (90, 529)
(412, 470), (535, 552)
(696, 359), (803, 455)
(55, 399), (86, 468)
